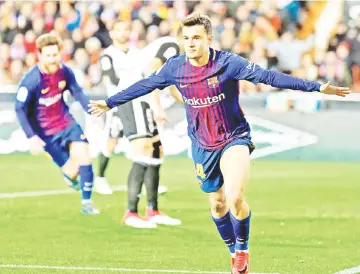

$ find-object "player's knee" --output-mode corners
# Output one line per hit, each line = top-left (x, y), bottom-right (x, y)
(210, 199), (227, 216)
(227, 196), (246, 215)
(61, 161), (79, 179)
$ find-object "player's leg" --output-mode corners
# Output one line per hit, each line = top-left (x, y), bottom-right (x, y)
(44, 138), (80, 191)
(127, 137), (153, 213)
(119, 101), (156, 228)
(94, 138), (116, 194)
(98, 138), (117, 178)
(139, 141), (168, 196)
(191, 143), (236, 260)
(69, 140), (99, 215)
(60, 123), (99, 215)
(144, 137), (161, 212)
(61, 158), (80, 191)
(150, 134), (167, 196)
(208, 188), (236, 258)
(142, 135), (181, 226)
(125, 102), (180, 226)
(123, 152), (152, 228)
(220, 142), (253, 274)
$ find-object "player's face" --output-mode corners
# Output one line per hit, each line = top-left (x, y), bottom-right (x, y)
(182, 25), (212, 60)
(39, 45), (61, 74)
(111, 22), (131, 44)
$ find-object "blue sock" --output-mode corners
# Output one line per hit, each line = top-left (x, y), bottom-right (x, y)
(212, 211), (236, 255)
(79, 165), (94, 201)
(230, 211), (251, 251)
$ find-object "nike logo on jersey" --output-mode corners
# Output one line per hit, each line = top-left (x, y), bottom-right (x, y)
(179, 83), (190, 88)
(41, 87), (50, 94)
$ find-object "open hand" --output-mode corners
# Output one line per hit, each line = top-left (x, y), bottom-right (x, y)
(88, 100), (110, 117)
(320, 81), (351, 97)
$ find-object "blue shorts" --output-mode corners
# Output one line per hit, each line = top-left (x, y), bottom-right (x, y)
(191, 136), (255, 193)
(43, 123), (88, 167)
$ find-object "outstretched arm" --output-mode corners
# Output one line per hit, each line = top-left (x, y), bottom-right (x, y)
(228, 54), (350, 96)
(258, 68), (349, 96)
(89, 60), (173, 116)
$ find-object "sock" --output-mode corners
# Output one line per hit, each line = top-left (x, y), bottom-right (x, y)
(127, 162), (147, 213)
(98, 153), (110, 177)
(79, 165), (94, 201)
(143, 164), (160, 211)
(230, 211), (251, 252)
(212, 211), (236, 255)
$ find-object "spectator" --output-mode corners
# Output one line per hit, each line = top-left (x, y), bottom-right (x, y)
(267, 31), (314, 73)
(0, 0), (356, 92)
(10, 33), (26, 61)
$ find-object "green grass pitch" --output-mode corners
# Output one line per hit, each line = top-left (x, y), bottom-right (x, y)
(0, 154), (359, 274)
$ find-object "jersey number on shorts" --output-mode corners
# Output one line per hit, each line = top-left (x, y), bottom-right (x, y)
(196, 163), (206, 179)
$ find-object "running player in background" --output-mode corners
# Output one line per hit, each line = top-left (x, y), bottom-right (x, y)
(15, 33), (99, 215)
(96, 20), (181, 228)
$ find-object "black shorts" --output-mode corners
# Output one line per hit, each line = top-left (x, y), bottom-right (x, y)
(105, 100), (158, 141)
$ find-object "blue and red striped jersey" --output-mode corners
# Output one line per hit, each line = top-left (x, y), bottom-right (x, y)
(15, 64), (89, 138)
(106, 48), (321, 150)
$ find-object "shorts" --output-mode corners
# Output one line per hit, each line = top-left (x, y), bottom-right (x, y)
(191, 136), (255, 193)
(105, 99), (158, 140)
(43, 123), (88, 167)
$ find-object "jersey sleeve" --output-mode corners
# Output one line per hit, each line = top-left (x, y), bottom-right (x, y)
(155, 42), (180, 63)
(14, 73), (37, 138)
(105, 58), (174, 108)
(227, 54), (265, 84)
(64, 66), (90, 112)
(227, 54), (321, 92)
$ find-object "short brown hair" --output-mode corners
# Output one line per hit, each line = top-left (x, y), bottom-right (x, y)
(36, 33), (62, 52)
(181, 13), (212, 35)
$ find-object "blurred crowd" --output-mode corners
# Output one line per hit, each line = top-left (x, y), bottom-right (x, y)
(0, 0), (359, 93)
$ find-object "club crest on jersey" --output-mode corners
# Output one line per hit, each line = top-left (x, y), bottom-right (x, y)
(58, 80), (66, 90)
(207, 76), (219, 88)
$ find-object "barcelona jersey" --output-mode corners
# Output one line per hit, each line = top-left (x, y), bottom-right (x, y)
(106, 48), (321, 151)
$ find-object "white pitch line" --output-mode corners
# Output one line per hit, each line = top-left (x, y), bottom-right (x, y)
(334, 265), (360, 274)
(0, 185), (127, 199)
(0, 264), (276, 274)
